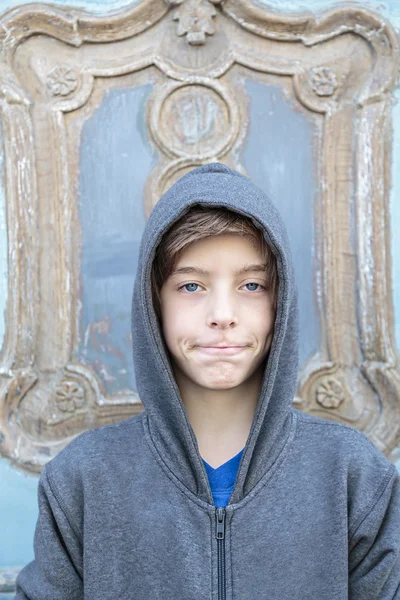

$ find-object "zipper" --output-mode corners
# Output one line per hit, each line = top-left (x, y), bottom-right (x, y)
(215, 507), (226, 600)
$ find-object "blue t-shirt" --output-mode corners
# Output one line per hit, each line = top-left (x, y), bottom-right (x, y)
(202, 448), (244, 507)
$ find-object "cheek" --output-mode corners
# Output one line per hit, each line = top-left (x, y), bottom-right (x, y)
(161, 302), (195, 344)
(248, 304), (275, 336)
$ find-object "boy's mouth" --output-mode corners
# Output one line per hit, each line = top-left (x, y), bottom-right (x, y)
(195, 346), (247, 356)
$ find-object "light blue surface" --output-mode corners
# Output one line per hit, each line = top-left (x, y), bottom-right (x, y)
(0, 0), (139, 14)
(0, 458), (38, 565)
(76, 84), (155, 396)
(241, 80), (320, 367)
(0, 0), (397, 22)
(0, 0), (399, 586)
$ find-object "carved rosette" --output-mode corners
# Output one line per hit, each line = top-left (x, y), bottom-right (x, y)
(55, 380), (85, 412)
(40, 376), (87, 427)
(47, 65), (79, 96)
(293, 64), (342, 114)
(315, 378), (345, 409)
(310, 67), (338, 97)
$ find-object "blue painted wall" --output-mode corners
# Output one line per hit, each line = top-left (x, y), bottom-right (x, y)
(1, 0), (400, 582)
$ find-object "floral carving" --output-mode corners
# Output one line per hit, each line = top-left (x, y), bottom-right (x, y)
(54, 380), (85, 412)
(310, 67), (338, 97)
(166, 0), (223, 45)
(315, 378), (345, 409)
(47, 66), (79, 96)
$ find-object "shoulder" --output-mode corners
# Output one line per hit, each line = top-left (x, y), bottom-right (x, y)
(293, 408), (398, 518)
(37, 414), (146, 538)
(44, 412), (146, 484)
(294, 408), (394, 469)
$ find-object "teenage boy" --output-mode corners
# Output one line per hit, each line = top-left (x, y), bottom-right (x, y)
(15, 162), (400, 599)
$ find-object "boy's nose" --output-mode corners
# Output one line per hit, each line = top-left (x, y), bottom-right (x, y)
(207, 310), (239, 329)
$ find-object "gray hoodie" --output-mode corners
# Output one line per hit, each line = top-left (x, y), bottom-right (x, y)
(14, 163), (400, 599)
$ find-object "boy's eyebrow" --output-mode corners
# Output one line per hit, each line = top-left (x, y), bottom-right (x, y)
(170, 264), (268, 277)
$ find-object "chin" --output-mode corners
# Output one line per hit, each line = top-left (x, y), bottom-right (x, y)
(194, 373), (247, 389)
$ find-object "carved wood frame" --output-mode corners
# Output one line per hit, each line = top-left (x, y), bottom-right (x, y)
(0, 0), (399, 474)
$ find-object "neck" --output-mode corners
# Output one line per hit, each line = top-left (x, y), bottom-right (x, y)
(173, 364), (264, 468)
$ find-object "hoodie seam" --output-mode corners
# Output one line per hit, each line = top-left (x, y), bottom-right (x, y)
(142, 413), (214, 510)
(44, 465), (84, 564)
(348, 464), (397, 544)
(230, 410), (298, 512)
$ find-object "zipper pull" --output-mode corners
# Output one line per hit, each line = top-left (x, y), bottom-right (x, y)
(215, 507), (226, 539)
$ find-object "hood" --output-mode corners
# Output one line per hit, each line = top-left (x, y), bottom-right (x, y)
(131, 162), (299, 506)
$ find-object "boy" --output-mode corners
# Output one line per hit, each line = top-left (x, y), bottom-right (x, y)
(15, 162), (400, 599)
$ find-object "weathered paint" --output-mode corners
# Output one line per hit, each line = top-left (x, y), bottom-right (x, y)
(392, 90), (400, 360)
(76, 84), (155, 396)
(241, 80), (320, 367)
(0, 120), (6, 355)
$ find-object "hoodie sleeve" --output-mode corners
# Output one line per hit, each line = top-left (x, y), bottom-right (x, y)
(349, 464), (400, 599)
(13, 465), (83, 600)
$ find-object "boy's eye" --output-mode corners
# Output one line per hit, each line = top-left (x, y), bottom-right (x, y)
(177, 282), (266, 293)
(179, 283), (201, 293)
(244, 282), (265, 292)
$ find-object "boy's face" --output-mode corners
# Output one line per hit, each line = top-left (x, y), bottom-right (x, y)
(159, 234), (276, 393)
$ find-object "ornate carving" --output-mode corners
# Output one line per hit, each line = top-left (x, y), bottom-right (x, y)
(2, 371), (39, 415)
(47, 65), (79, 96)
(166, 0), (223, 45)
(54, 380), (85, 412)
(310, 67), (338, 97)
(167, 86), (222, 144)
(149, 79), (238, 160)
(316, 378), (345, 409)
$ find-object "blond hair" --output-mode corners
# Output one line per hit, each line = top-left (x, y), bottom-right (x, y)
(151, 205), (278, 320)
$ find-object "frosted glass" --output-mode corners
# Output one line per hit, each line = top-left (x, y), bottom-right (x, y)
(241, 80), (320, 366)
(76, 85), (156, 395)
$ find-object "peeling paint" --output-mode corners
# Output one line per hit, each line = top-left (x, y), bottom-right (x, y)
(392, 88), (400, 357)
(0, 119), (6, 356)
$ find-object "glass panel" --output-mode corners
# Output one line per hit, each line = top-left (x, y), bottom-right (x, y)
(0, 120), (7, 355)
(241, 80), (320, 366)
(75, 84), (156, 395)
